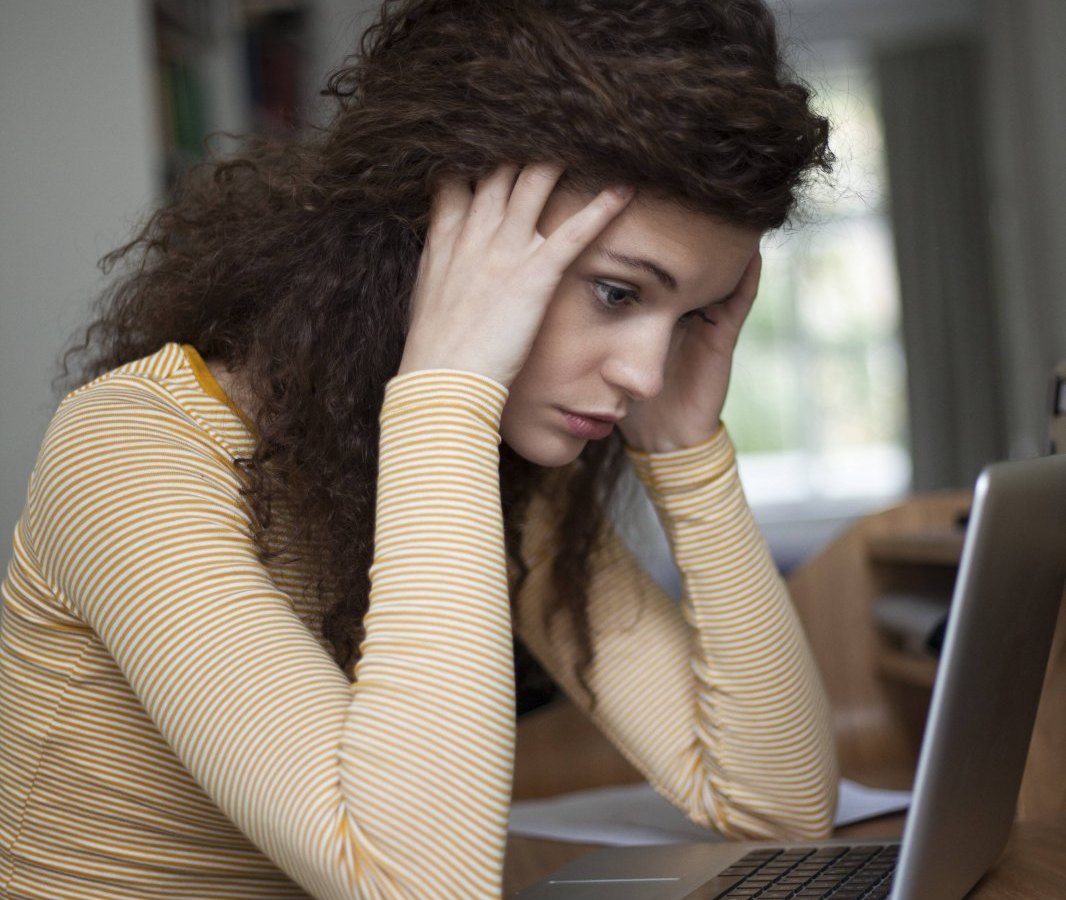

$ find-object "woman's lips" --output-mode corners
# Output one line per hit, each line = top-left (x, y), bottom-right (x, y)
(560, 409), (617, 440)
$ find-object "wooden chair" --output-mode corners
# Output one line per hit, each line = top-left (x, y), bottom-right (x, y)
(784, 491), (971, 786)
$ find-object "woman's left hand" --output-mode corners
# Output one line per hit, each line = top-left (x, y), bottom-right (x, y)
(618, 249), (762, 454)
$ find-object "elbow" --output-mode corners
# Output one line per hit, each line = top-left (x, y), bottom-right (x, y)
(266, 815), (445, 900)
(763, 793), (836, 842)
(713, 798), (836, 843)
(294, 808), (503, 900)
(697, 775), (838, 843)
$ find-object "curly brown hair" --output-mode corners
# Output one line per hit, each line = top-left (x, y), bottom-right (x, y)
(62, 0), (831, 693)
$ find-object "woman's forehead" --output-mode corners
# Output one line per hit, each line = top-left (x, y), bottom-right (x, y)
(542, 189), (759, 292)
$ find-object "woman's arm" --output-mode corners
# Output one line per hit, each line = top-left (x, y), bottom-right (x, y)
(514, 427), (838, 841)
(31, 369), (514, 899)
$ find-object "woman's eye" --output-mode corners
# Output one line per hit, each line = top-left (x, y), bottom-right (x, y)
(592, 281), (638, 309)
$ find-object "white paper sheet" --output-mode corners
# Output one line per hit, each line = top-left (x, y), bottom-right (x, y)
(834, 779), (913, 827)
(507, 779), (912, 846)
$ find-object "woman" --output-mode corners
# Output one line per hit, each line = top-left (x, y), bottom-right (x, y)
(0, 0), (837, 897)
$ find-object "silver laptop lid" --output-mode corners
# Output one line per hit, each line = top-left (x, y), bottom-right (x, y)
(892, 452), (1066, 899)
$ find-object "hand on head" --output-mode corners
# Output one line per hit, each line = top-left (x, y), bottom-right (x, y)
(398, 164), (633, 387)
(617, 246), (762, 454)
(400, 162), (765, 460)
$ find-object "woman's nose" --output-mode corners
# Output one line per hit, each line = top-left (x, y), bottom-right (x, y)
(602, 332), (669, 402)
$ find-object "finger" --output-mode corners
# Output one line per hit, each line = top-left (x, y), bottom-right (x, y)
(538, 185), (635, 273)
(499, 163), (566, 239)
(733, 248), (763, 314)
(736, 248), (763, 299)
(717, 248), (763, 329)
(466, 163), (520, 230)
(427, 177), (474, 245)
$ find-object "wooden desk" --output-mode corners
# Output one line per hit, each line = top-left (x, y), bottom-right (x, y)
(506, 701), (1066, 897)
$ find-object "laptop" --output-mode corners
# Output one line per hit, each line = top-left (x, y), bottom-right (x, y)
(515, 452), (1066, 899)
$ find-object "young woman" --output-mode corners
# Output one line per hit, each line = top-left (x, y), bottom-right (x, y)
(0, 1), (838, 897)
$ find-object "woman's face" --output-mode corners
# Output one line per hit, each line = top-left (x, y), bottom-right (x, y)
(500, 190), (760, 466)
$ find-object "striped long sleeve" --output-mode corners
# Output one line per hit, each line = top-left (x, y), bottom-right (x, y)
(1, 342), (836, 900)
(1, 345), (516, 899)
(515, 427), (838, 840)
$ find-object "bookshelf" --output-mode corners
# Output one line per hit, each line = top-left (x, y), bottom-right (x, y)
(151, 0), (310, 189)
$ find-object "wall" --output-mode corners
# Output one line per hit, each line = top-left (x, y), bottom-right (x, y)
(0, 0), (157, 542)
(307, 0), (380, 113)
(0, 0), (380, 543)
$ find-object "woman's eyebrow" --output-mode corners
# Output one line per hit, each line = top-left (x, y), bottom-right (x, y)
(594, 244), (739, 305)
(597, 247), (678, 291)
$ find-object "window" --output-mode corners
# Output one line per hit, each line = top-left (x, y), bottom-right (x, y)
(722, 62), (910, 515)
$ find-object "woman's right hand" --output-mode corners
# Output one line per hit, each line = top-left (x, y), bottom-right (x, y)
(398, 164), (634, 387)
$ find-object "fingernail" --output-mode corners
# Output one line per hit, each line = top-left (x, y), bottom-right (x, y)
(612, 185), (635, 201)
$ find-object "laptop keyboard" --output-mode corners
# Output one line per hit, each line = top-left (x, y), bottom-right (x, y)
(691, 844), (899, 899)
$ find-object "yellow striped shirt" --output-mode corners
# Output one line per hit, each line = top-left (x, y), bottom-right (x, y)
(0, 343), (836, 898)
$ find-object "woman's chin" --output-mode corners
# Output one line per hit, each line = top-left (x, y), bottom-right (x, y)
(502, 431), (586, 468)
